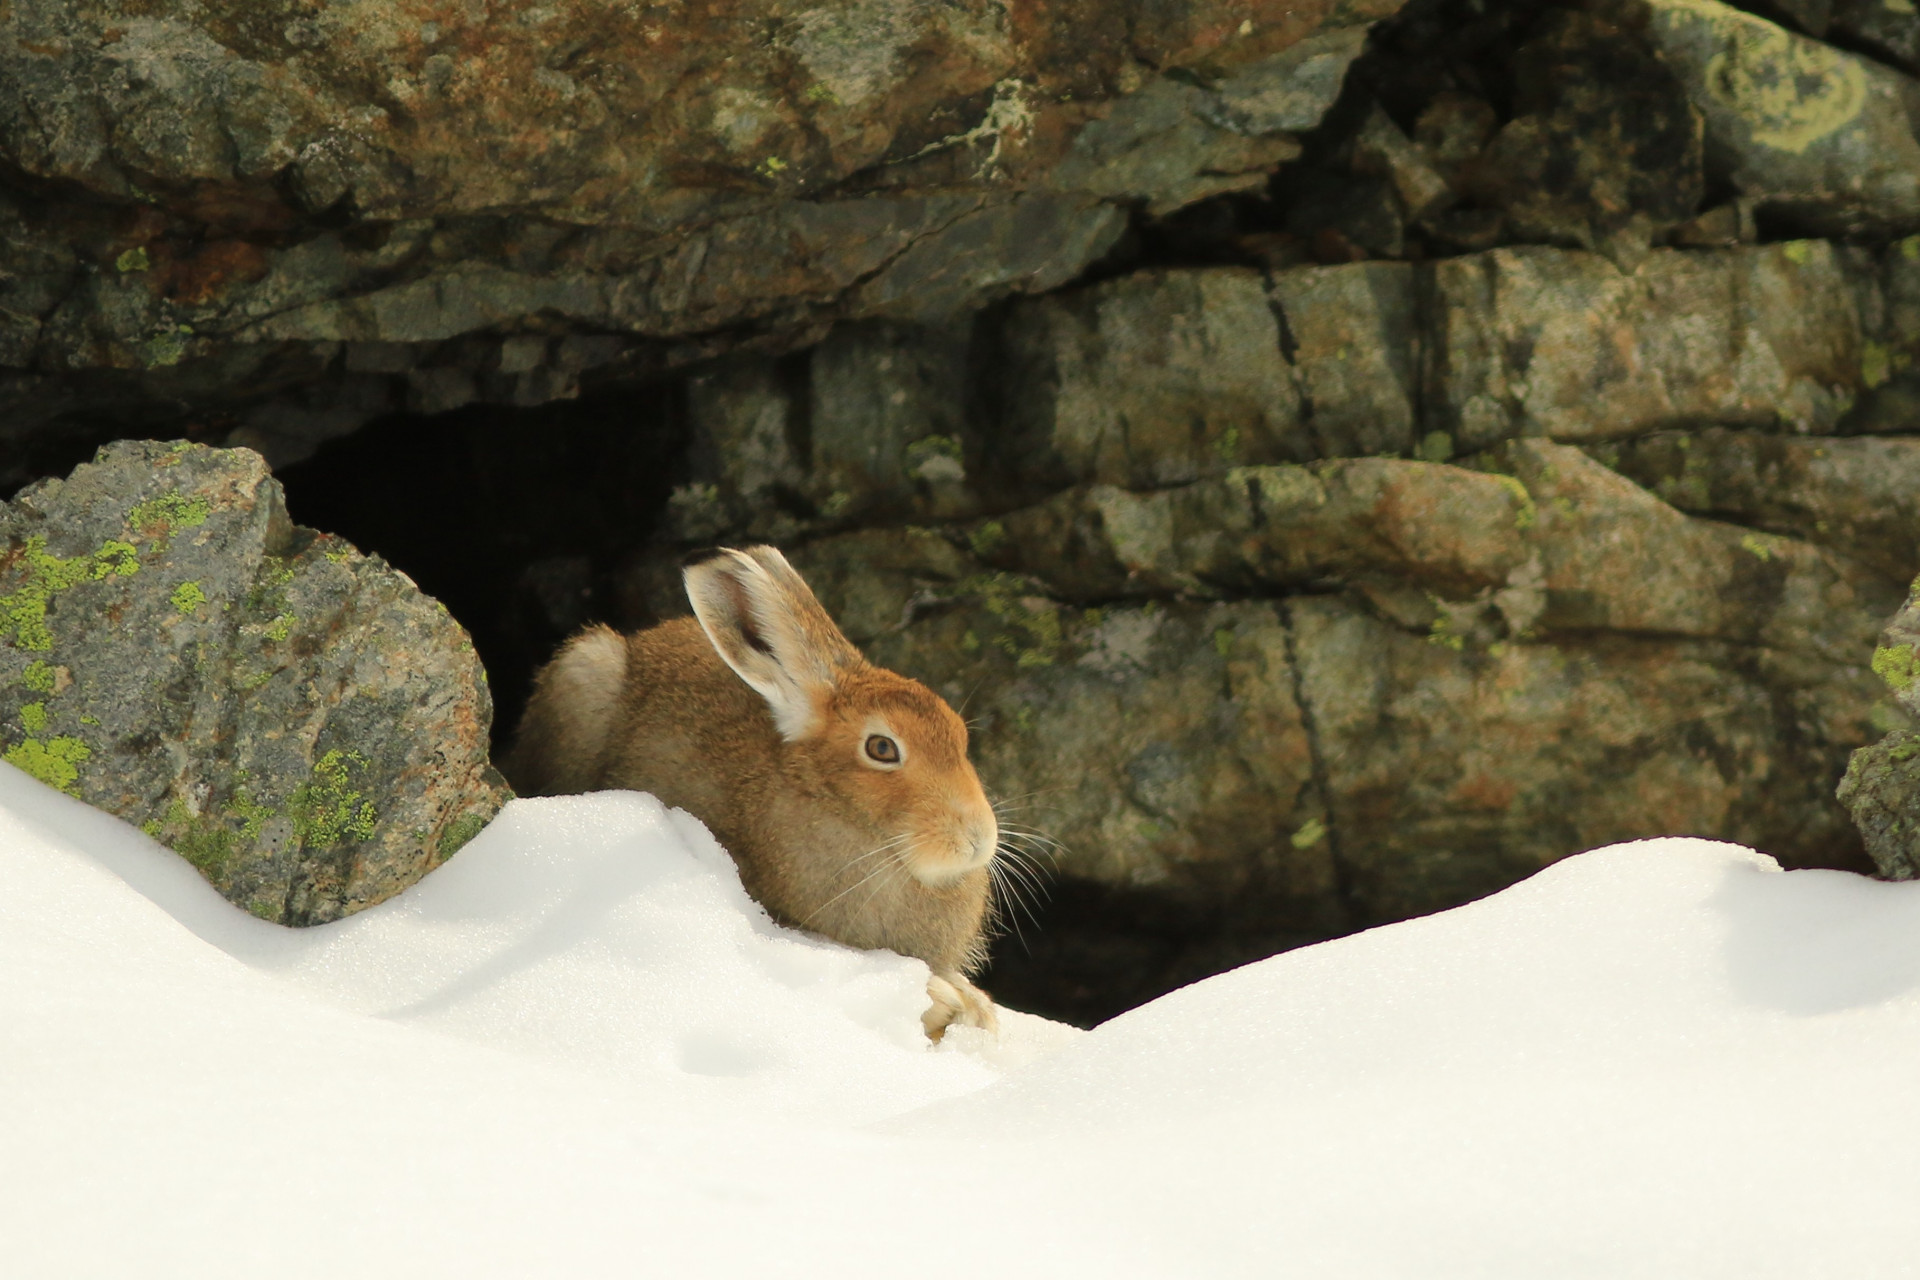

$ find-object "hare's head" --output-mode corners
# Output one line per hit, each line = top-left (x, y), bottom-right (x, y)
(684, 546), (998, 885)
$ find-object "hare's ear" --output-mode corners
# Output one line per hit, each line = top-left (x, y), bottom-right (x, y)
(683, 546), (862, 740)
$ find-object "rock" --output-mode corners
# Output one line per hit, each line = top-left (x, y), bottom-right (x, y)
(1840, 581), (1920, 876)
(0, 0), (1393, 438)
(1424, 243), (1871, 451)
(985, 268), (1310, 493)
(0, 440), (509, 924)
(969, 459), (1534, 602)
(1350, 105), (1455, 224)
(1838, 233), (1920, 434)
(1268, 261), (1420, 457)
(1829, 0), (1920, 77)
(806, 318), (981, 521)
(1595, 429), (1920, 581)
(1413, 91), (1500, 184)
(1838, 729), (1920, 879)
(1046, 29), (1370, 215)
(778, 516), (1888, 938)
(1465, 10), (1704, 254)
(1467, 440), (1897, 661)
(1296, 592), (1878, 922)
(969, 438), (1898, 660)
(1640, 0), (1920, 235)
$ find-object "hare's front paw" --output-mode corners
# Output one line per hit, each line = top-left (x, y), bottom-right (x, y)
(923, 972), (1000, 1043)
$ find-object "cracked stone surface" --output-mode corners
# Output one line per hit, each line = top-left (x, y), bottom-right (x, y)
(0, 0), (1392, 472)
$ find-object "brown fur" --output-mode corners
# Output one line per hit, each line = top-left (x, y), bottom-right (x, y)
(504, 546), (1000, 1038)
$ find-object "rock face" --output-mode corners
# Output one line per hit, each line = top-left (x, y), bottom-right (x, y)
(733, 440), (1894, 937)
(11, 0), (1920, 1021)
(1642, 0), (1920, 234)
(0, 441), (509, 923)
(610, 233), (1914, 1015)
(1841, 589), (1920, 879)
(0, 0), (1394, 475)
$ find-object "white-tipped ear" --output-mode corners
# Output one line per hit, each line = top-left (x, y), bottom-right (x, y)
(683, 546), (861, 741)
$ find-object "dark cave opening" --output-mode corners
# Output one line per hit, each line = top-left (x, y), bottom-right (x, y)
(274, 380), (689, 753)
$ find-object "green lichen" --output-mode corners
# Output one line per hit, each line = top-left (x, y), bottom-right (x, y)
(171, 580), (207, 614)
(1864, 340), (1894, 390)
(1428, 619), (1466, 651)
(324, 546), (353, 564)
(1415, 431), (1454, 463)
(140, 322), (195, 370)
(264, 613), (295, 642)
(21, 660), (55, 693)
(1902, 236), (1920, 262)
(961, 573), (1064, 667)
(1214, 422), (1243, 464)
(1213, 628), (1235, 659)
(5, 735), (92, 795)
(174, 820), (236, 875)
(1290, 817), (1327, 850)
(115, 246), (150, 273)
(1783, 241), (1814, 265)
(0, 536), (142, 651)
(129, 492), (211, 541)
(1891, 740), (1920, 763)
(1739, 533), (1775, 562)
(149, 798), (241, 876)
(79, 714), (99, 726)
(1491, 474), (1537, 530)
(968, 520), (1007, 558)
(437, 812), (489, 860)
(1874, 643), (1920, 693)
(224, 790), (273, 841)
(18, 702), (47, 733)
(289, 750), (379, 850)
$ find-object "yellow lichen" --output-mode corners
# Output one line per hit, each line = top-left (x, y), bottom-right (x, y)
(1690, 2), (1867, 155)
(1873, 642), (1920, 693)
(4, 735), (91, 795)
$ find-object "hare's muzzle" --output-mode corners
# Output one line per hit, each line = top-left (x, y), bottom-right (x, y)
(904, 805), (998, 885)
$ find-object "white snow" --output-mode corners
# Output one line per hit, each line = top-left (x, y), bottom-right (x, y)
(6, 762), (1920, 1277)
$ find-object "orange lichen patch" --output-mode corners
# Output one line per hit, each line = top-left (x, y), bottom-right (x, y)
(165, 241), (273, 306)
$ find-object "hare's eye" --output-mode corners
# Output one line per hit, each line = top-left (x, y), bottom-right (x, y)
(864, 734), (901, 765)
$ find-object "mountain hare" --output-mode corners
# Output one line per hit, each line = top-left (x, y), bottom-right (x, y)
(506, 545), (1000, 1040)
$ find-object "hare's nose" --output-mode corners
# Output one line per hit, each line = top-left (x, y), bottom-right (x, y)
(967, 817), (999, 865)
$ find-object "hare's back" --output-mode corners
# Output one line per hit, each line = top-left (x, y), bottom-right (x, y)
(602, 617), (779, 809)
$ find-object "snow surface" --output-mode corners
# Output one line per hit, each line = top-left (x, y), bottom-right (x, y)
(7, 762), (1920, 1278)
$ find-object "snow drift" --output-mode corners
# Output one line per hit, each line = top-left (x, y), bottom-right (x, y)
(5, 761), (1920, 1277)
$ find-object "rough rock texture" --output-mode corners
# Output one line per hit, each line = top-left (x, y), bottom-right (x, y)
(0, 441), (508, 923)
(1466, 9), (1705, 256)
(0, 0), (1395, 473)
(1598, 429), (1920, 581)
(603, 235), (1914, 978)
(1424, 241), (1871, 450)
(1643, 0), (1920, 234)
(616, 431), (1900, 941)
(1840, 584), (1920, 878)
